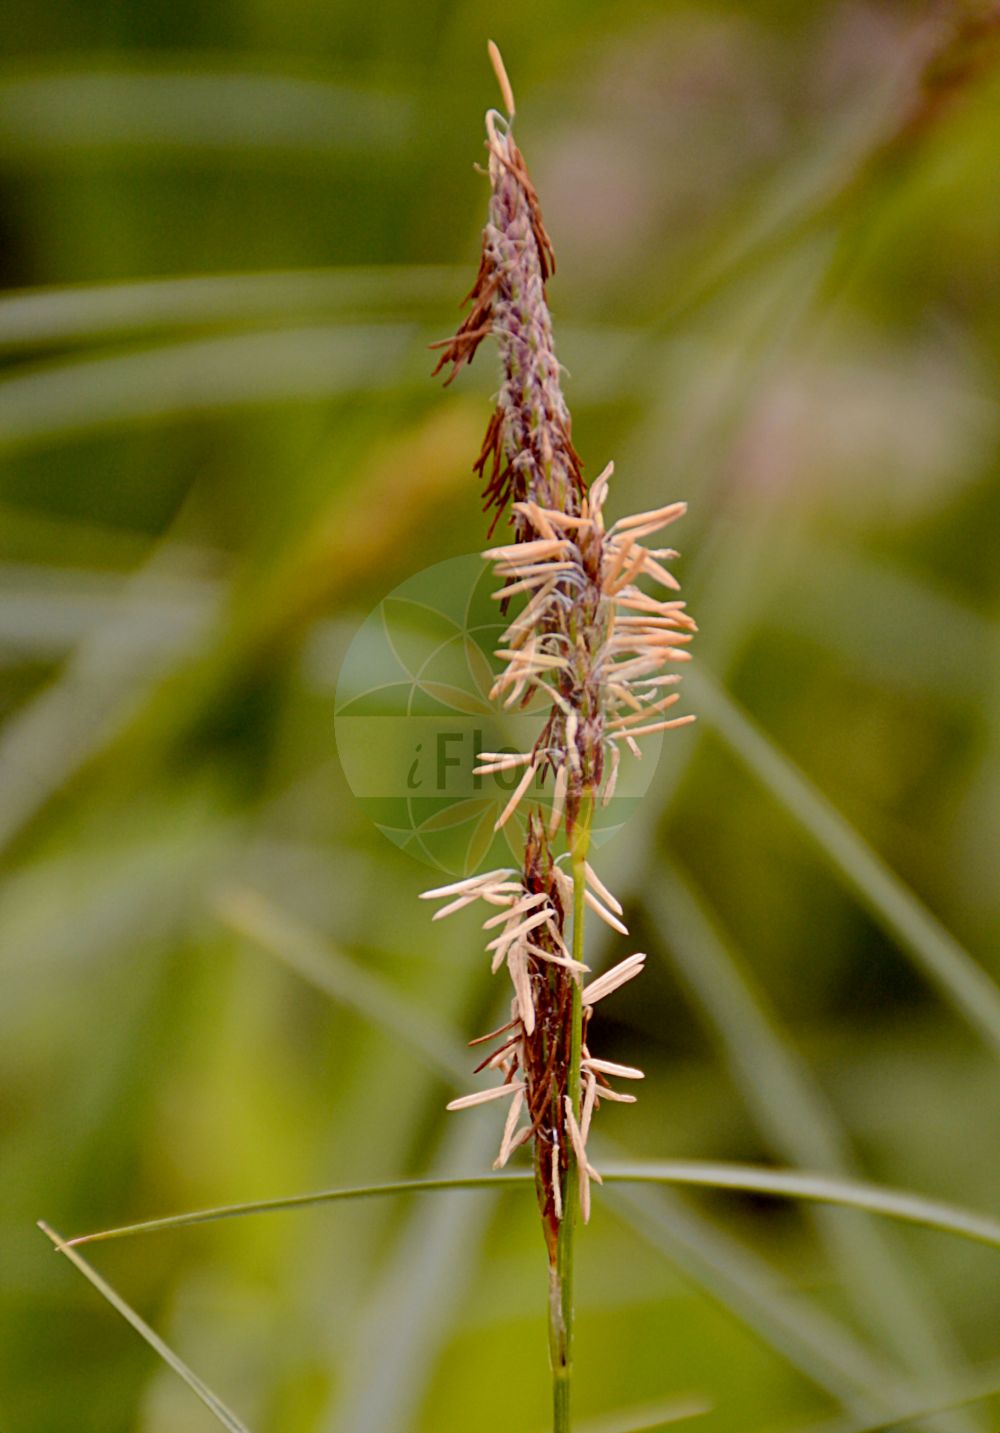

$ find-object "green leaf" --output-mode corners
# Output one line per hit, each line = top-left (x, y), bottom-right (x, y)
(604, 1163), (1000, 1252)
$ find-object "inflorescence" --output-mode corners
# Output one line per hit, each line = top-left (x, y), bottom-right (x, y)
(424, 47), (695, 1262)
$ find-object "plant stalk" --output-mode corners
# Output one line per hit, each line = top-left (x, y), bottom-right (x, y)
(550, 792), (593, 1433)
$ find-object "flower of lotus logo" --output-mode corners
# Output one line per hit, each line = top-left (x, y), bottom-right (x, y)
(334, 554), (665, 876)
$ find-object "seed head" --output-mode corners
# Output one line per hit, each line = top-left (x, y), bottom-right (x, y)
(425, 48), (696, 1248)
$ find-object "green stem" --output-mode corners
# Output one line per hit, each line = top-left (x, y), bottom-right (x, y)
(550, 792), (593, 1433)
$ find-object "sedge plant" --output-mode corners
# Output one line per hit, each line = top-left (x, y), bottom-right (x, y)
(38, 33), (1000, 1433)
(422, 43), (696, 1431)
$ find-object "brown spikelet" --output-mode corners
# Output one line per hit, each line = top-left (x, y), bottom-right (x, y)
(495, 138), (556, 284)
(432, 114), (582, 528)
(428, 250), (498, 386)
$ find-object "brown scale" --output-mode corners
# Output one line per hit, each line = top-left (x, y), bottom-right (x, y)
(429, 250), (499, 386)
(460, 812), (573, 1262)
(474, 407), (515, 537)
(432, 133), (583, 532)
(551, 413), (586, 502)
(520, 813), (574, 1261)
(476, 402), (584, 537)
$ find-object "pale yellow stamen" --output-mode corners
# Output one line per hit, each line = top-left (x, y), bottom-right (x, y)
(493, 1087), (525, 1168)
(548, 761), (568, 835)
(583, 888), (629, 935)
(447, 1081), (525, 1111)
(584, 861), (623, 915)
(485, 906), (551, 950)
(612, 713), (696, 739)
(552, 1137), (563, 1221)
(508, 944), (535, 1034)
(482, 892), (548, 928)
(613, 501), (687, 534)
(487, 40), (516, 118)
(582, 952), (646, 1006)
(583, 1056), (644, 1080)
(420, 869), (513, 901)
(607, 693), (681, 730)
(524, 941), (589, 974)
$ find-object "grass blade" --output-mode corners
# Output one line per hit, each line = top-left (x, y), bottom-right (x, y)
(603, 1181), (889, 1419)
(211, 889), (927, 1410)
(215, 885), (466, 1088)
(0, 267), (463, 350)
(217, 888), (513, 1431)
(219, 886), (1000, 1274)
(688, 666), (1000, 1060)
(606, 1164), (1000, 1252)
(62, 1161), (1000, 1256)
(650, 860), (974, 1422)
(0, 560), (216, 657)
(62, 1173), (528, 1246)
(789, 1359), (1000, 1433)
(38, 1223), (251, 1432)
(565, 1396), (712, 1433)
(0, 68), (413, 161)
(0, 325), (415, 451)
(0, 548), (219, 859)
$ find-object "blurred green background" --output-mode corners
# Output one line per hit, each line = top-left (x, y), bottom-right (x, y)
(3, 2), (1000, 1430)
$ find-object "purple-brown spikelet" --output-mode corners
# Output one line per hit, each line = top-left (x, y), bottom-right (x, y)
(424, 48), (696, 1264)
(430, 112), (584, 534)
(422, 817), (644, 1260)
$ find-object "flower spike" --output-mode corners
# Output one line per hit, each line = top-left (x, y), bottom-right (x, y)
(425, 48), (695, 1271)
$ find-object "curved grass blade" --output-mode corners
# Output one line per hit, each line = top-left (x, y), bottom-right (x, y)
(213, 889), (925, 1411)
(0, 267), (463, 351)
(0, 68), (413, 162)
(38, 1222), (250, 1432)
(0, 316), (643, 451)
(650, 861), (975, 1423)
(215, 885), (466, 1088)
(0, 547), (220, 860)
(62, 1161), (1000, 1256)
(0, 559), (216, 658)
(0, 324), (415, 452)
(606, 1164), (1000, 1253)
(0, 558), (218, 858)
(790, 1359), (1000, 1433)
(567, 1396), (712, 1433)
(688, 666), (1000, 1060)
(64, 1173), (528, 1246)
(603, 1181), (889, 1419)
